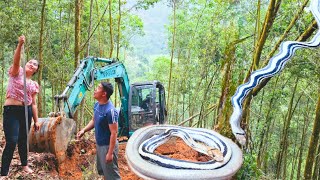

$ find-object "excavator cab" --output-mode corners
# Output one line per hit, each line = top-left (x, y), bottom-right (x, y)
(119, 81), (167, 137)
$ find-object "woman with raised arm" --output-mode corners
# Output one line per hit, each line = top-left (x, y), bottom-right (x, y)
(1, 35), (40, 176)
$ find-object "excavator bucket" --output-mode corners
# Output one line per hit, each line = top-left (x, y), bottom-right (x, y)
(28, 116), (76, 163)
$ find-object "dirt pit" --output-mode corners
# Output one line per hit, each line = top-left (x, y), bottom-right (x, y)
(0, 132), (211, 179)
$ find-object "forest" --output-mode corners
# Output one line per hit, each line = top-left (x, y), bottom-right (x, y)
(0, 0), (320, 179)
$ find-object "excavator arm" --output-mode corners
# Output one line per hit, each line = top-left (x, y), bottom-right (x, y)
(54, 57), (129, 120)
(94, 61), (130, 124)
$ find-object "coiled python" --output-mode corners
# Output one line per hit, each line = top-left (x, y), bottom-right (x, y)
(139, 126), (231, 170)
(126, 125), (242, 180)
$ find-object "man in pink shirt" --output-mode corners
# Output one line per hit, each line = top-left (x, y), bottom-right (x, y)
(1, 35), (40, 176)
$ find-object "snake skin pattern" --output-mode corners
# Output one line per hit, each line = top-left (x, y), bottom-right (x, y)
(139, 126), (232, 170)
(230, 0), (320, 145)
(127, 125), (242, 180)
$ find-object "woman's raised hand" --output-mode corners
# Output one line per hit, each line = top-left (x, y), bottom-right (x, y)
(19, 35), (25, 45)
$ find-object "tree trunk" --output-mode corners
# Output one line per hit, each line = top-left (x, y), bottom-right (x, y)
(0, 50), (4, 115)
(257, 76), (279, 168)
(256, 89), (265, 131)
(175, 89), (179, 125)
(173, 51), (182, 125)
(198, 69), (217, 128)
(74, 0), (82, 128)
(296, 98), (311, 179)
(182, 93), (185, 121)
(171, 76), (177, 124)
(289, 122), (301, 180)
(296, 20), (317, 42)
(259, 78), (292, 171)
(95, 0), (103, 56)
(251, 0), (281, 72)
(276, 78), (300, 179)
(304, 93), (320, 179)
(75, 0), (81, 67)
(51, 85), (54, 112)
(60, 1), (73, 59)
(79, 0), (94, 130)
(167, 0), (176, 112)
(37, 0), (46, 117)
(116, 0), (121, 59)
(216, 42), (236, 138)
(188, 83), (192, 127)
(312, 143), (320, 180)
(43, 79), (46, 116)
(114, 0), (122, 107)
(216, 36), (250, 138)
(86, 0), (93, 56)
(253, 0), (261, 49)
(108, 0), (114, 58)
(266, 0), (309, 61)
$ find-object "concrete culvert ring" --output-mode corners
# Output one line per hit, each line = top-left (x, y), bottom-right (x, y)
(126, 125), (243, 180)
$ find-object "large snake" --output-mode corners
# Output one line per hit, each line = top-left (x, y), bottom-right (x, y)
(138, 126), (232, 170)
(126, 125), (242, 180)
(230, 0), (320, 145)
(126, 1), (320, 179)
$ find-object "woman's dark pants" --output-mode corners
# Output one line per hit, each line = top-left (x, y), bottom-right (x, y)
(1, 105), (32, 176)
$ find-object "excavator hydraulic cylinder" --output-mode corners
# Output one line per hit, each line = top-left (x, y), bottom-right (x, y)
(28, 116), (76, 163)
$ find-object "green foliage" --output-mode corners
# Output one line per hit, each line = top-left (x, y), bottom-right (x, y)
(146, 56), (171, 85)
(79, 157), (96, 179)
(135, 0), (161, 10)
(236, 153), (263, 179)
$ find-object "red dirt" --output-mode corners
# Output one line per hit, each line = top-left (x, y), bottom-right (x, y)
(155, 137), (212, 162)
(0, 127), (210, 179)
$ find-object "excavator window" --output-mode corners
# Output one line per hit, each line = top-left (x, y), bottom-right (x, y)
(131, 87), (153, 113)
(141, 93), (152, 112)
(130, 88), (142, 112)
(129, 85), (155, 130)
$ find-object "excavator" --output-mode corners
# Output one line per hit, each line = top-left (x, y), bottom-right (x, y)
(28, 57), (167, 162)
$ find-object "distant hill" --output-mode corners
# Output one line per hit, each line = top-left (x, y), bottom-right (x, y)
(126, 0), (170, 56)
